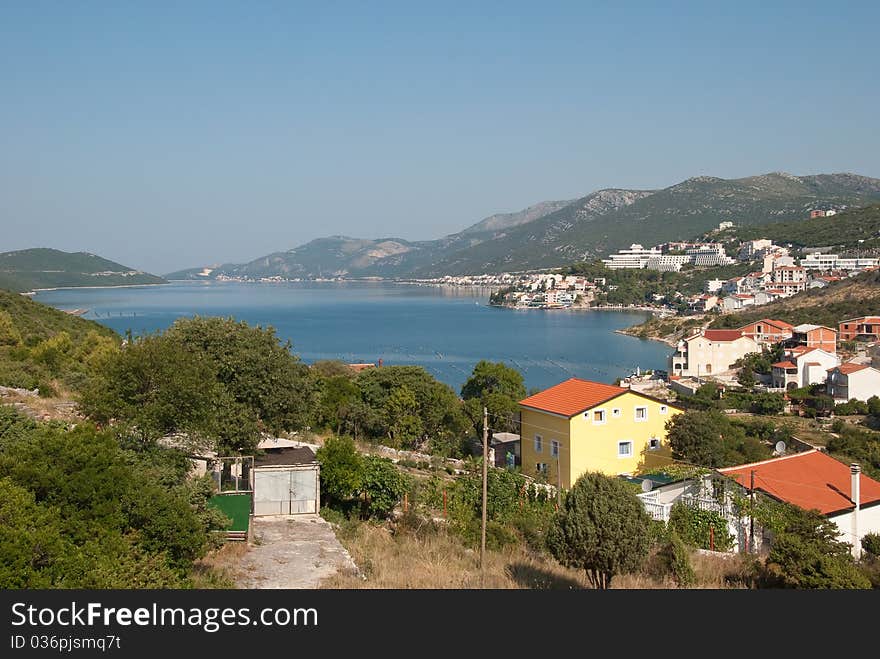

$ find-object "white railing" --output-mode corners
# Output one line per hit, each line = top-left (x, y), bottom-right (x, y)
(638, 492), (673, 522)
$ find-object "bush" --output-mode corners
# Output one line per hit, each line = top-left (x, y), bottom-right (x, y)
(668, 503), (734, 552)
(657, 530), (695, 587)
(546, 472), (652, 589)
(863, 533), (880, 558)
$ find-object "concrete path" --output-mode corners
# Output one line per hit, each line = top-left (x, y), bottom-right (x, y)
(234, 515), (359, 589)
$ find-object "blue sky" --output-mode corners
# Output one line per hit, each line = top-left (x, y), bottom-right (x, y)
(2, 1), (879, 274)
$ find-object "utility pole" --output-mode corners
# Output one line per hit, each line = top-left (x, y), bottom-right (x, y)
(749, 470), (756, 554)
(481, 406), (488, 583)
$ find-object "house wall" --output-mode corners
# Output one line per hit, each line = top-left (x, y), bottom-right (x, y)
(675, 335), (761, 377)
(521, 394), (681, 488)
(830, 503), (880, 551)
(848, 369), (880, 402)
(805, 328), (837, 353)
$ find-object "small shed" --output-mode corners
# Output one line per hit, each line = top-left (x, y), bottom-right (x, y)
(253, 446), (320, 516)
(491, 432), (521, 468)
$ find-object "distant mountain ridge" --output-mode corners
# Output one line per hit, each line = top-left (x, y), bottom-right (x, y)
(166, 171), (880, 280)
(0, 248), (167, 293)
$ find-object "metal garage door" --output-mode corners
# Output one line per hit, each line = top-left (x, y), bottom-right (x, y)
(253, 466), (319, 515)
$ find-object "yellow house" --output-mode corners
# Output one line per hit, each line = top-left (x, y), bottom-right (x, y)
(518, 378), (682, 488)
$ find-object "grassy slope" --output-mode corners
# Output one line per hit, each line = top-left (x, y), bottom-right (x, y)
(731, 203), (880, 249)
(710, 270), (880, 329)
(0, 248), (166, 293)
(0, 289), (119, 394)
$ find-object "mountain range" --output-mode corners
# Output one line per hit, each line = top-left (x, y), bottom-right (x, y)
(162, 171), (880, 280)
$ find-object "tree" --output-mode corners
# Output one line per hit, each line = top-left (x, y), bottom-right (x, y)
(764, 507), (871, 589)
(384, 385), (424, 448)
(360, 456), (409, 519)
(165, 316), (317, 435)
(666, 410), (730, 467)
(461, 361), (526, 435)
(0, 310), (22, 346)
(737, 366), (756, 389)
(315, 436), (363, 507)
(78, 333), (237, 450)
(546, 472), (651, 589)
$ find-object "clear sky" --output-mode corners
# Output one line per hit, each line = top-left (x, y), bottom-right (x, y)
(2, 1), (879, 274)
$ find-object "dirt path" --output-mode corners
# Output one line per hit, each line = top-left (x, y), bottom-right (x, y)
(234, 515), (359, 589)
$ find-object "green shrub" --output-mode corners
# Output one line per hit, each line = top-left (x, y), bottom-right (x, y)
(668, 503), (734, 552)
(657, 530), (695, 587)
(863, 533), (880, 558)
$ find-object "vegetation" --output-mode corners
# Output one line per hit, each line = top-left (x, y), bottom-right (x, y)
(0, 405), (228, 588)
(460, 360), (526, 435)
(711, 269), (880, 331)
(762, 506), (870, 589)
(665, 410), (773, 468)
(0, 289), (119, 395)
(732, 203), (880, 251)
(80, 317), (315, 454)
(546, 472), (652, 589)
(668, 502), (734, 552)
(0, 248), (166, 293)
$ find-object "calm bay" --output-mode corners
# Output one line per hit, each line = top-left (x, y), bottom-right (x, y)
(34, 281), (670, 392)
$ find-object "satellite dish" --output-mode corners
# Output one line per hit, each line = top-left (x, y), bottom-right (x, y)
(774, 441), (786, 455)
(641, 479), (654, 493)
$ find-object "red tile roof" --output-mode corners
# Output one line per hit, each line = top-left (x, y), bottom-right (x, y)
(702, 329), (746, 342)
(519, 378), (627, 417)
(718, 450), (880, 515)
(772, 361), (797, 369)
(829, 363), (869, 375)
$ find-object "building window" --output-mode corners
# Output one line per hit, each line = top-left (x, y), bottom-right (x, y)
(592, 409), (606, 424)
(659, 405), (668, 415)
(649, 437), (661, 451)
(534, 435), (543, 453)
(635, 407), (648, 422)
(551, 440), (559, 457)
(536, 463), (548, 475)
(618, 441), (633, 458)
(612, 408), (621, 418)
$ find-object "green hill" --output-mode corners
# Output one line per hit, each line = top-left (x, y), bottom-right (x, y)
(0, 248), (167, 293)
(728, 203), (880, 250)
(0, 289), (119, 395)
(710, 269), (880, 330)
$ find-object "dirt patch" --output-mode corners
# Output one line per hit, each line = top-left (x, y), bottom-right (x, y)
(233, 515), (359, 589)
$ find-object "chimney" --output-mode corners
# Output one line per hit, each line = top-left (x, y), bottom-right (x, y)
(851, 463), (861, 560)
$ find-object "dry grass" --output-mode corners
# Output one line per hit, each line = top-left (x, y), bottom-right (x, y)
(190, 542), (249, 588)
(321, 521), (590, 589)
(320, 519), (753, 590)
(0, 386), (82, 422)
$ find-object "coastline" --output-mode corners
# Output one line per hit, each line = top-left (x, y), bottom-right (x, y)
(27, 281), (170, 296)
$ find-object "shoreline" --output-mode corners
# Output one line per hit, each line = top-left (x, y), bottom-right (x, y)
(27, 281), (171, 296)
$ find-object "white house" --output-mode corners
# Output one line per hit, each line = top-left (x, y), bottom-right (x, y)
(770, 348), (839, 390)
(669, 329), (761, 377)
(719, 451), (880, 558)
(827, 363), (880, 402)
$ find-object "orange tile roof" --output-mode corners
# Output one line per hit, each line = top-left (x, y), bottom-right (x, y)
(830, 363), (869, 375)
(772, 361), (796, 369)
(703, 329), (746, 342)
(519, 378), (628, 417)
(718, 450), (880, 515)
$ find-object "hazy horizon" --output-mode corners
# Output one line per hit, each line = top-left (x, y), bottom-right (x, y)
(3, 2), (879, 274)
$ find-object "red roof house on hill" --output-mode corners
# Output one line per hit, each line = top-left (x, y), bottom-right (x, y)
(718, 450), (880, 556)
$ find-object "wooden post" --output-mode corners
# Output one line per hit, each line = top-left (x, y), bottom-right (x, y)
(442, 489), (447, 518)
(749, 470), (756, 554)
(710, 524), (715, 552)
(481, 406), (488, 582)
(403, 492), (408, 513)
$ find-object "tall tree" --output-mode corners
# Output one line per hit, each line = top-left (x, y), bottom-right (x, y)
(546, 472), (651, 589)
